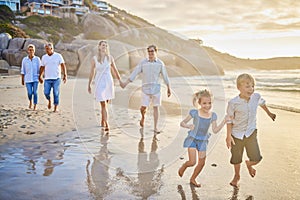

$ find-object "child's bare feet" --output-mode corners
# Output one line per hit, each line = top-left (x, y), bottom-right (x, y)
(29, 100), (32, 109)
(33, 104), (37, 111)
(47, 100), (51, 109)
(178, 165), (186, 177)
(190, 179), (201, 187)
(230, 175), (240, 188)
(246, 160), (256, 177)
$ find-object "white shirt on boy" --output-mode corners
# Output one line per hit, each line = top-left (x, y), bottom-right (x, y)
(227, 92), (266, 140)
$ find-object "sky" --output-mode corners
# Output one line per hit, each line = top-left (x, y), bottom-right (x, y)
(107, 0), (300, 59)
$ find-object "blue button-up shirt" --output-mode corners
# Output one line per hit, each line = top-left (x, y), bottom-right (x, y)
(21, 56), (41, 83)
(129, 58), (170, 95)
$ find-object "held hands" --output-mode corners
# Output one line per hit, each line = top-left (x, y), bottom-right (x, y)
(119, 80), (125, 89)
(119, 79), (130, 89)
(226, 136), (235, 149)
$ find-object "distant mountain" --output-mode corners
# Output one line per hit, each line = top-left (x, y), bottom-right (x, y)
(203, 46), (300, 71)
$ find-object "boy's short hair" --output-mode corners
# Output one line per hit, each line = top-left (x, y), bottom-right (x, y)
(147, 44), (157, 52)
(236, 73), (255, 87)
(27, 44), (35, 50)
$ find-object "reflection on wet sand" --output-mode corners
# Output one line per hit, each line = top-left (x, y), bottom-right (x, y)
(229, 187), (254, 200)
(86, 132), (110, 199)
(132, 128), (164, 199)
(21, 139), (66, 176)
(177, 184), (200, 200)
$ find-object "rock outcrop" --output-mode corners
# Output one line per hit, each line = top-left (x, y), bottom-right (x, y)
(0, 10), (223, 76)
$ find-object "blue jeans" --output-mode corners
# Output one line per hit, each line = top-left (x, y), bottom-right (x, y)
(44, 78), (61, 105)
(25, 81), (38, 104)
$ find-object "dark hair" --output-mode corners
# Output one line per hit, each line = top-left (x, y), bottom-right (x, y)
(44, 43), (54, 49)
(147, 44), (157, 52)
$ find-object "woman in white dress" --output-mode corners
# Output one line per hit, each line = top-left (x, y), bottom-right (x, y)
(88, 40), (122, 131)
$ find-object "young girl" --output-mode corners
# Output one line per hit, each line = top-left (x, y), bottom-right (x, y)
(178, 89), (226, 187)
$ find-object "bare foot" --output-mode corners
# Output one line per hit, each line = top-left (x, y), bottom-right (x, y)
(154, 129), (161, 134)
(29, 100), (32, 109)
(190, 179), (201, 187)
(101, 121), (109, 132)
(178, 165), (186, 177)
(33, 104), (37, 111)
(53, 105), (58, 112)
(230, 175), (240, 188)
(101, 120), (105, 127)
(246, 160), (256, 178)
(47, 100), (51, 109)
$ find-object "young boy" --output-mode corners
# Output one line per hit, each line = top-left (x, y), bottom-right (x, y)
(226, 73), (276, 187)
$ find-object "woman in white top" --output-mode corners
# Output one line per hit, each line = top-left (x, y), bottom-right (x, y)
(88, 40), (122, 131)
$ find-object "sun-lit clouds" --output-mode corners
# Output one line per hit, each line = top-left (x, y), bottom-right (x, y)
(107, 0), (300, 58)
(108, 0), (300, 33)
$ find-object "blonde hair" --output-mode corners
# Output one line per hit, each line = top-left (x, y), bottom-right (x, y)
(193, 89), (213, 108)
(97, 40), (110, 64)
(236, 73), (255, 87)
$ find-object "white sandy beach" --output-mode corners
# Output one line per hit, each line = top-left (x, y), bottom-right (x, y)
(0, 75), (300, 199)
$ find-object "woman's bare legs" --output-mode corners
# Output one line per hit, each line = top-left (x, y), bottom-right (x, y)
(100, 101), (109, 131)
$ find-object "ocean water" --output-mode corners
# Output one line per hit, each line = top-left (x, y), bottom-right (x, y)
(223, 69), (300, 113)
(169, 69), (300, 113)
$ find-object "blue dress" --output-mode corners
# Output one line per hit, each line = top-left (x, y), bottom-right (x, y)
(183, 109), (217, 151)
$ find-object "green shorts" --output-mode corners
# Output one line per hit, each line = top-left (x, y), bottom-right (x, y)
(230, 130), (263, 164)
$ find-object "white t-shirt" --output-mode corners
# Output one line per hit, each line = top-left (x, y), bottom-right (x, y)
(41, 52), (65, 80)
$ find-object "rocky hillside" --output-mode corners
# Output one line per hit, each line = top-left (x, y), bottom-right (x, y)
(0, 4), (299, 77)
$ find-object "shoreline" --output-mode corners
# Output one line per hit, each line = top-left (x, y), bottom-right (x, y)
(1, 73), (300, 199)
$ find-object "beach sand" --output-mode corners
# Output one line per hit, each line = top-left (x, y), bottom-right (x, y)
(0, 75), (300, 199)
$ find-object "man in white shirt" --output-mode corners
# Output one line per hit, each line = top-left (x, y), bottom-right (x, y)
(39, 43), (67, 112)
(121, 45), (171, 133)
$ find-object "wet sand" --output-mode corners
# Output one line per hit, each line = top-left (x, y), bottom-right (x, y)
(0, 76), (300, 199)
